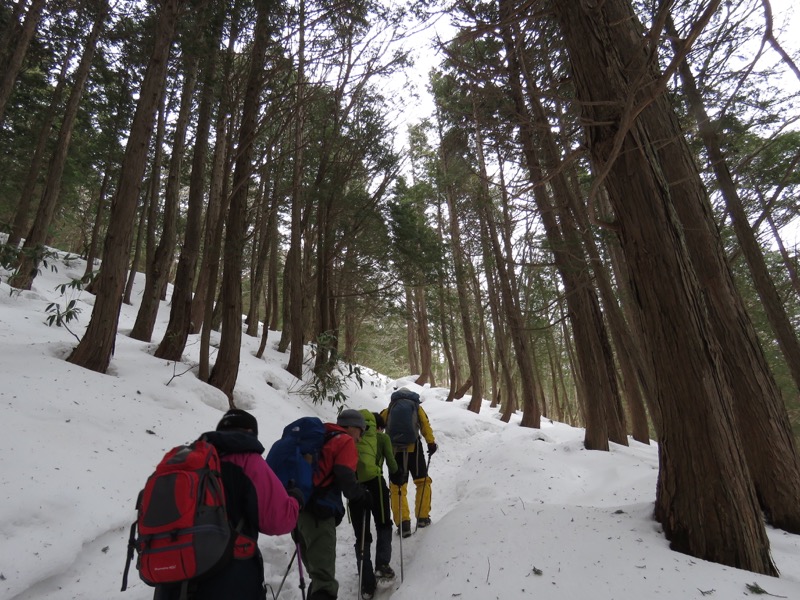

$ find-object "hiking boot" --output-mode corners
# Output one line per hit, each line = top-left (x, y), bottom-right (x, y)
(375, 564), (396, 580)
(417, 517), (431, 528)
(398, 520), (412, 538)
(361, 590), (374, 600)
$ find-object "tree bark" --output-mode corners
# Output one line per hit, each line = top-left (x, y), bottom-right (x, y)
(208, 0), (272, 399)
(68, 0), (185, 373)
(10, 2), (109, 290)
(437, 126), (483, 413)
(414, 286), (435, 386)
(667, 15), (800, 533)
(0, 0), (46, 127)
(284, 0), (307, 378)
(130, 53), (199, 341)
(552, 0), (776, 574)
(7, 37), (76, 248)
(82, 166), (111, 281)
(155, 4), (220, 361)
(500, 3), (623, 441)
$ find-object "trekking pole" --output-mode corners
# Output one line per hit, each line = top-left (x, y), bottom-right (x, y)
(398, 449), (409, 583)
(273, 548), (297, 599)
(296, 541), (307, 600)
(358, 509), (367, 599)
(415, 451), (433, 534)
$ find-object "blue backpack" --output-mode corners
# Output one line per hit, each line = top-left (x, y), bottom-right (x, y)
(385, 389), (421, 448)
(266, 417), (328, 505)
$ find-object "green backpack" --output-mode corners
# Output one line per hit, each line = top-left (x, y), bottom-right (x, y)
(355, 409), (380, 482)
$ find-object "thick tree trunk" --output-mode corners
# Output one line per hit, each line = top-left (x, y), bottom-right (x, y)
(553, 0), (775, 574)
(68, 0), (185, 373)
(666, 16), (800, 534)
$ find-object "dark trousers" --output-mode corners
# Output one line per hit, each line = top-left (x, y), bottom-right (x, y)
(350, 476), (393, 592)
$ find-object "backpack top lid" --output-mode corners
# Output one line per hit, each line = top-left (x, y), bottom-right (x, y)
(390, 387), (421, 403)
(386, 390), (421, 447)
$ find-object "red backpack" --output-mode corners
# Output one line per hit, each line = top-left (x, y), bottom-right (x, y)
(121, 439), (253, 596)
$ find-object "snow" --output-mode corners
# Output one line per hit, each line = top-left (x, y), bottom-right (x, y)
(1, 249), (799, 600)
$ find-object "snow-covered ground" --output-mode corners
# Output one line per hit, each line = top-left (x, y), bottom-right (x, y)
(1, 249), (799, 600)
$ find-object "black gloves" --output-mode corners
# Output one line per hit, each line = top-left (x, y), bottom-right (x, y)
(358, 487), (373, 510)
(427, 442), (438, 457)
(389, 468), (406, 486)
(287, 486), (305, 509)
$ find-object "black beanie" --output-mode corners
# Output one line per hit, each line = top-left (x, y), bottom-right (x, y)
(216, 409), (258, 435)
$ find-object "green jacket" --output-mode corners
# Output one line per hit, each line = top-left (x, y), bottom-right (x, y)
(355, 409), (399, 482)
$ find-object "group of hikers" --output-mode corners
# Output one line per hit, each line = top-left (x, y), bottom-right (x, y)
(131, 386), (438, 600)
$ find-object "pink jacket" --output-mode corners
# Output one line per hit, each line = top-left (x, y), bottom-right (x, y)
(224, 452), (299, 535)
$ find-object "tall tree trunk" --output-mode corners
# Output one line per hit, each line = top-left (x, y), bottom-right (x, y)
(552, 0), (775, 574)
(130, 55), (199, 341)
(438, 127), (483, 413)
(473, 96), (542, 427)
(500, 7), (623, 440)
(0, 0), (45, 127)
(10, 2), (109, 290)
(68, 0), (186, 373)
(479, 221), (516, 421)
(83, 166), (111, 281)
(405, 286), (420, 375)
(7, 37), (77, 248)
(208, 0), (272, 399)
(284, 0), (307, 378)
(0, 0), (27, 63)
(666, 15), (800, 534)
(246, 177), (268, 338)
(267, 219), (281, 330)
(156, 4), (220, 361)
(191, 106), (227, 336)
(414, 286), (435, 386)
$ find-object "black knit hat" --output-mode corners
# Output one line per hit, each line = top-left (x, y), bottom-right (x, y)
(373, 412), (385, 429)
(337, 408), (366, 431)
(216, 409), (258, 435)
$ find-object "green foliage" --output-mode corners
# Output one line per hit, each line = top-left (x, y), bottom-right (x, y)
(388, 177), (445, 285)
(1, 244), (64, 281)
(300, 332), (365, 407)
(45, 299), (81, 329)
(43, 271), (94, 342)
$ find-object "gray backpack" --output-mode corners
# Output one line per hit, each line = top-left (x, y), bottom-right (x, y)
(385, 389), (421, 447)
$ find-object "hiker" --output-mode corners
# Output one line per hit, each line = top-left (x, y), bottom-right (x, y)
(381, 388), (438, 538)
(153, 409), (301, 600)
(295, 409), (372, 600)
(350, 409), (401, 599)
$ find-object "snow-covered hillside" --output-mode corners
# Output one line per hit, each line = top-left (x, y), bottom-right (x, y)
(1, 250), (799, 600)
